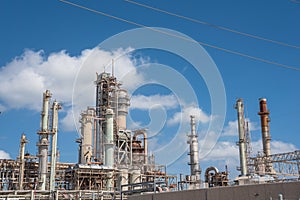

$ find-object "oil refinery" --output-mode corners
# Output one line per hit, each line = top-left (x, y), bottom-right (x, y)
(0, 72), (299, 200)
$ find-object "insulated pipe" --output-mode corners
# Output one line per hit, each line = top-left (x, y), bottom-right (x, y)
(38, 90), (51, 190)
(133, 130), (148, 165)
(18, 133), (27, 190)
(188, 115), (201, 180)
(49, 101), (61, 191)
(235, 99), (248, 176)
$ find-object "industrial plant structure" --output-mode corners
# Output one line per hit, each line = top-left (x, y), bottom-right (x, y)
(0, 72), (299, 199)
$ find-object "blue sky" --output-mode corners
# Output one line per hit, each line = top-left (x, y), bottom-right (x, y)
(0, 0), (299, 179)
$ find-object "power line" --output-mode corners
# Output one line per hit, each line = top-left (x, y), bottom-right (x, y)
(124, 0), (300, 50)
(59, 0), (300, 72)
(290, 0), (300, 4)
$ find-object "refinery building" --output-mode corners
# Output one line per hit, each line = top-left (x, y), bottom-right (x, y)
(0, 72), (299, 200)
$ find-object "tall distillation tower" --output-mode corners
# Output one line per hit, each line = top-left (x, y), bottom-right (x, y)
(94, 72), (130, 164)
(37, 90), (52, 190)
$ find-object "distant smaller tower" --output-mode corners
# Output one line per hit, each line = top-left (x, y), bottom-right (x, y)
(235, 98), (248, 176)
(187, 115), (201, 181)
(18, 133), (28, 190)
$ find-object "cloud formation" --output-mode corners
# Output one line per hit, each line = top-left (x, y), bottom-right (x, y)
(130, 94), (178, 110)
(222, 119), (259, 136)
(167, 104), (211, 126)
(0, 150), (11, 159)
(0, 48), (144, 132)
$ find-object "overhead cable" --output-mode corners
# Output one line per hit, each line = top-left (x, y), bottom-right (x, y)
(124, 0), (300, 50)
(59, 0), (300, 72)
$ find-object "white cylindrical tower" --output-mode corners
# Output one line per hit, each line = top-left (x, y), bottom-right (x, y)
(105, 108), (114, 167)
(105, 109), (114, 190)
(235, 98), (248, 176)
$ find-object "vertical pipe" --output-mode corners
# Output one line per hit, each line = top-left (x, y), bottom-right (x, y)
(133, 130), (148, 165)
(188, 115), (201, 180)
(105, 109), (114, 190)
(38, 90), (51, 190)
(30, 190), (35, 200)
(18, 133), (27, 190)
(93, 119), (97, 159)
(235, 99), (248, 176)
(95, 73), (101, 162)
(50, 101), (61, 191)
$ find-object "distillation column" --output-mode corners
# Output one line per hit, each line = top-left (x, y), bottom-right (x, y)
(95, 72), (118, 162)
(37, 90), (52, 190)
(18, 133), (28, 190)
(258, 98), (274, 174)
(115, 89), (130, 130)
(235, 99), (248, 176)
(187, 115), (201, 182)
(49, 101), (61, 191)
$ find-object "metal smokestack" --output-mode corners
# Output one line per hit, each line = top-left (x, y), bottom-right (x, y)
(235, 98), (248, 176)
(258, 98), (271, 158)
(188, 115), (201, 180)
(49, 101), (61, 191)
(258, 98), (275, 174)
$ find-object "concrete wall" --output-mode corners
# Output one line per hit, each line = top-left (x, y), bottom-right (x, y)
(128, 182), (300, 200)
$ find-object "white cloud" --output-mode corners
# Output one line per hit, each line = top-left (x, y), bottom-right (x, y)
(251, 139), (297, 155)
(167, 104), (211, 126)
(222, 119), (259, 136)
(0, 48), (146, 132)
(0, 150), (11, 159)
(130, 94), (178, 110)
